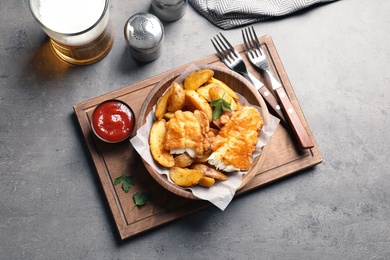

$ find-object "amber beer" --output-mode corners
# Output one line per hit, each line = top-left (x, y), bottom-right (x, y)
(49, 26), (113, 65)
(29, 0), (113, 65)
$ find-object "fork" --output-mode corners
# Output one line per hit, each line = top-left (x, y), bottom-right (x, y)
(211, 33), (287, 125)
(242, 26), (314, 149)
(242, 27), (282, 90)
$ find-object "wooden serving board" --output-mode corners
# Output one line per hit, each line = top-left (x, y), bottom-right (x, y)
(73, 35), (322, 240)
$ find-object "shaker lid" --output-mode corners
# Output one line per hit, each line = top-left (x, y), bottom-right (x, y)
(124, 13), (164, 50)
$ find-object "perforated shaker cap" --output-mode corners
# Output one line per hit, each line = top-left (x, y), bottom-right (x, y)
(124, 13), (164, 62)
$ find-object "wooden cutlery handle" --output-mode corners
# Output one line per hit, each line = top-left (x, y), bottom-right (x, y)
(258, 86), (287, 125)
(274, 87), (314, 149)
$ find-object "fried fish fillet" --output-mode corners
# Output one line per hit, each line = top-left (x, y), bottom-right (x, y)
(164, 110), (210, 157)
(208, 106), (263, 171)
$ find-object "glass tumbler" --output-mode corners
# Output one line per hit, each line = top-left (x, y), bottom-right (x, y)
(29, 0), (114, 65)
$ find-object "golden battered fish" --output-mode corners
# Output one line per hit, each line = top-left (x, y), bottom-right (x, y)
(208, 106), (263, 171)
(164, 110), (210, 157)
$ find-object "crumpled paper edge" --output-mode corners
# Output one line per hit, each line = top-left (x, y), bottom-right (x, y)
(130, 64), (279, 210)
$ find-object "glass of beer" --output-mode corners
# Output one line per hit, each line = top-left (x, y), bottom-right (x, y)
(29, 0), (114, 65)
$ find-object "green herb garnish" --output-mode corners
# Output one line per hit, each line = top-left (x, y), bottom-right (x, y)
(132, 192), (151, 210)
(114, 166), (135, 193)
(210, 93), (232, 120)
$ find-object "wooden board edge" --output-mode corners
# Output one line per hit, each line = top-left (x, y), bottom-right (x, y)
(72, 105), (129, 235)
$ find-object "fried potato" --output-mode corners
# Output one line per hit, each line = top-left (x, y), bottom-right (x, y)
(150, 119), (174, 168)
(169, 167), (204, 187)
(174, 152), (194, 168)
(192, 163), (228, 181)
(196, 83), (219, 102)
(207, 77), (239, 100)
(155, 89), (172, 120)
(194, 149), (212, 163)
(184, 69), (214, 90)
(185, 90), (213, 121)
(163, 112), (175, 121)
(198, 176), (215, 187)
(207, 131), (216, 139)
(230, 97), (238, 110)
(235, 101), (243, 111)
(209, 128), (219, 136)
(167, 82), (185, 112)
(209, 86), (238, 111)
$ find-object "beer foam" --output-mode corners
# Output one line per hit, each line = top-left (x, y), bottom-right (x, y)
(39, 0), (106, 34)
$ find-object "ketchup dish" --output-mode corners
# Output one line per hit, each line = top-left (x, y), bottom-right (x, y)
(91, 100), (135, 143)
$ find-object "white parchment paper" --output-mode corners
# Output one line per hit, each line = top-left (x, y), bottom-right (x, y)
(130, 65), (279, 210)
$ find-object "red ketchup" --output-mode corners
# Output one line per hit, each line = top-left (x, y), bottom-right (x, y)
(92, 100), (135, 143)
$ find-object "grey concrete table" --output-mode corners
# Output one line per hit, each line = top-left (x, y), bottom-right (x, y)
(1, 0), (389, 259)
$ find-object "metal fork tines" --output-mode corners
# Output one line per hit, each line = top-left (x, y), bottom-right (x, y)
(242, 27), (282, 89)
(211, 33), (287, 125)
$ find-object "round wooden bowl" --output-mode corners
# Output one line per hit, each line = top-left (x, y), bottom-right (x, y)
(136, 64), (270, 199)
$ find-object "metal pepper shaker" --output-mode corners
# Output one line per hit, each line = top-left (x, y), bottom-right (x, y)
(151, 0), (188, 22)
(124, 13), (164, 62)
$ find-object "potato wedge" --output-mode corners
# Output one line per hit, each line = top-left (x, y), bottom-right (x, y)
(196, 83), (219, 102)
(174, 152), (194, 168)
(155, 89), (172, 120)
(163, 112), (175, 121)
(192, 163), (228, 181)
(150, 119), (174, 168)
(209, 86), (238, 111)
(230, 99), (238, 111)
(194, 149), (212, 163)
(235, 101), (243, 111)
(208, 86), (225, 101)
(185, 90), (213, 121)
(184, 69), (214, 90)
(207, 77), (239, 100)
(198, 176), (215, 187)
(167, 82), (186, 112)
(169, 167), (204, 187)
(208, 127), (219, 136)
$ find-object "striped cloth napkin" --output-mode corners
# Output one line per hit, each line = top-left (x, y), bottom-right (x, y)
(189, 0), (338, 29)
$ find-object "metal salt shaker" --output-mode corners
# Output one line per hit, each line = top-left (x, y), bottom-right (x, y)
(124, 13), (164, 62)
(151, 0), (188, 22)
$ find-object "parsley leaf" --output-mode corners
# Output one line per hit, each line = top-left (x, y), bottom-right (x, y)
(210, 94), (232, 120)
(114, 166), (135, 193)
(132, 192), (151, 210)
(121, 175), (134, 192)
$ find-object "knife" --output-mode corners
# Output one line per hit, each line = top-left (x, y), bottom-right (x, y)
(272, 82), (314, 149)
(244, 72), (288, 125)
